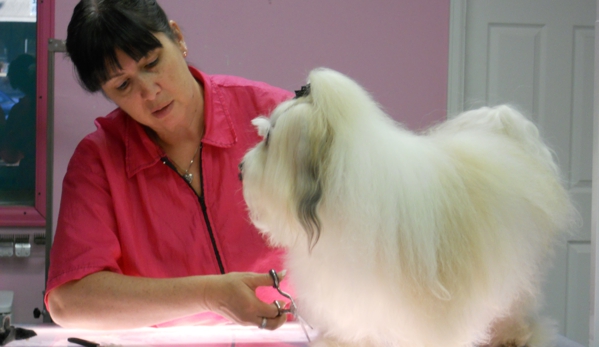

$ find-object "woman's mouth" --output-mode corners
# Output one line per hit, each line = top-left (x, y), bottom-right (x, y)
(152, 101), (174, 119)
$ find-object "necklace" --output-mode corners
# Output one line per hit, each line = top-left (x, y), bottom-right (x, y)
(174, 143), (201, 184)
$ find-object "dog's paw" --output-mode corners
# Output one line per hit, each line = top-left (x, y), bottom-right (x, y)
(310, 337), (377, 347)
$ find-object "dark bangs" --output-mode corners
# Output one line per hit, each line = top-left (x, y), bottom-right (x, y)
(66, 0), (174, 92)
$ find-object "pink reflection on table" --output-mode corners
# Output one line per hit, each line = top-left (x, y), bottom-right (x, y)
(9, 322), (315, 347)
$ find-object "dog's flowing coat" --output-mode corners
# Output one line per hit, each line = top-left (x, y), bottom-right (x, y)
(240, 68), (577, 347)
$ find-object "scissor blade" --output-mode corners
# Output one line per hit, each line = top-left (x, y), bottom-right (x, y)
(297, 315), (312, 342)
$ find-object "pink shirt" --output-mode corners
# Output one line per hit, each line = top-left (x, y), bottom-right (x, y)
(46, 67), (293, 325)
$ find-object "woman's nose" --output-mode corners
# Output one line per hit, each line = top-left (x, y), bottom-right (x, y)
(139, 74), (160, 100)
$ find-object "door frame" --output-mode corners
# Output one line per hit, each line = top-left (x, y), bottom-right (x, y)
(591, 1), (599, 344)
(447, 0), (467, 116)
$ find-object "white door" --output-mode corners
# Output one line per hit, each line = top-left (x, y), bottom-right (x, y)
(448, 0), (595, 345)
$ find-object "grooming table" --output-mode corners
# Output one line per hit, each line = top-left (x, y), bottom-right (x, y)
(5, 322), (315, 346)
(4, 322), (586, 347)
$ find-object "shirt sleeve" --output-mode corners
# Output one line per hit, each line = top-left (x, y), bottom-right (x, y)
(45, 134), (123, 305)
(252, 82), (294, 118)
(217, 75), (294, 124)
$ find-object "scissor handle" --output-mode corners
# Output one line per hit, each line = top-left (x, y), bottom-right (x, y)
(269, 269), (294, 302)
(280, 308), (294, 315)
(269, 269), (280, 289)
(267, 269), (312, 342)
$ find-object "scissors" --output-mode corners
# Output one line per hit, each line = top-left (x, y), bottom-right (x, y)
(268, 269), (313, 342)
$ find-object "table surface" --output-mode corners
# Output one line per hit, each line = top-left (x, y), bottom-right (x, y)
(7, 322), (316, 347)
(6, 323), (587, 347)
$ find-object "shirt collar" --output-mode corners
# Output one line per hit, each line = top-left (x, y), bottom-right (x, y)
(124, 66), (237, 178)
(191, 66), (237, 148)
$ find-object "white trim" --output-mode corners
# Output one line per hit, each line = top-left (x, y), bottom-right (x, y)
(590, 9), (599, 346)
(0, 17), (35, 23)
(447, 0), (467, 118)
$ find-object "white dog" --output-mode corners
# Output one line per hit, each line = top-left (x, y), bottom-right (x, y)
(240, 68), (577, 347)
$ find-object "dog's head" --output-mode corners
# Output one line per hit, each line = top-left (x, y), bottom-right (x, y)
(240, 68), (378, 249)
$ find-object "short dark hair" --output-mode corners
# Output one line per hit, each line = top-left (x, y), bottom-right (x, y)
(7, 54), (36, 96)
(66, 0), (176, 93)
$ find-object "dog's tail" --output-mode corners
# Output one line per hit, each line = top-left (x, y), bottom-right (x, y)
(490, 105), (559, 176)
(447, 105), (560, 177)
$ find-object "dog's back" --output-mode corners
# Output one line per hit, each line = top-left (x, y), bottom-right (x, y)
(434, 105), (559, 175)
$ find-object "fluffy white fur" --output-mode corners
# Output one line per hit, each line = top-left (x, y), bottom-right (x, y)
(240, 68), (577, 347)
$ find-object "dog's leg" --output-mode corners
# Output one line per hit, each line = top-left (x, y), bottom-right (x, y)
(489, 315), (557, 347)
(486, 295), (557, 347)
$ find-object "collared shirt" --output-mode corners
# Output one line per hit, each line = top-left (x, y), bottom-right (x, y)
(45, 67), (293, 324)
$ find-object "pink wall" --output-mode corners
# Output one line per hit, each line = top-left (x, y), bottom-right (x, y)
(2, 0), (449, 324)
(171, 0), (450, 130)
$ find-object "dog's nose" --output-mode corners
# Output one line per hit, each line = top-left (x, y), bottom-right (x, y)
(238, 162), (244, 181)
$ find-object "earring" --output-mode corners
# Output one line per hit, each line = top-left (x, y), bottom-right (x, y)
(180, 40), (188, 58)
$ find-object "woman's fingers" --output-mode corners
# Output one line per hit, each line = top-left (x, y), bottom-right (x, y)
(246, 270), (286, 290)
(257, 315), (286, 330)
(253, 298), (286, 322)
(256, 301), (288, 330)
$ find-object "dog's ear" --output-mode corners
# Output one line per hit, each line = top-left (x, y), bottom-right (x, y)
(289, 68), (368, 250)
(293, 110), (334, 251)
(251, 116), (271, 139)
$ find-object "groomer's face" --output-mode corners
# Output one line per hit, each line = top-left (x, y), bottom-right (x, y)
(101, 22), (201, 137)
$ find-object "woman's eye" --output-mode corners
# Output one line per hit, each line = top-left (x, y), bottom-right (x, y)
(116, 80), (129, 91)
(146, 58), (159, 68)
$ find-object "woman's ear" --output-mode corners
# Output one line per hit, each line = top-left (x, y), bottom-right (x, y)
(169, 20), (187, 53)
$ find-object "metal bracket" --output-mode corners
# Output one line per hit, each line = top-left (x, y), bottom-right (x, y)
(48, 39), (66, 53)
(14, 235), (31, 257)
(33, 233), (45, 245)
(0, 235), (14, 257)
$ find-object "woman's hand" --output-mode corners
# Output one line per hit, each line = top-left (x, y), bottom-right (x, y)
(203, 271), (287, 330)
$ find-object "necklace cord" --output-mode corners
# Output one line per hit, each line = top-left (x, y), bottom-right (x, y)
(170, 143), (202, 184)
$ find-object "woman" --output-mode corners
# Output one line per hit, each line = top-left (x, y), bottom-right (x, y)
(45, 0), (293, 330)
